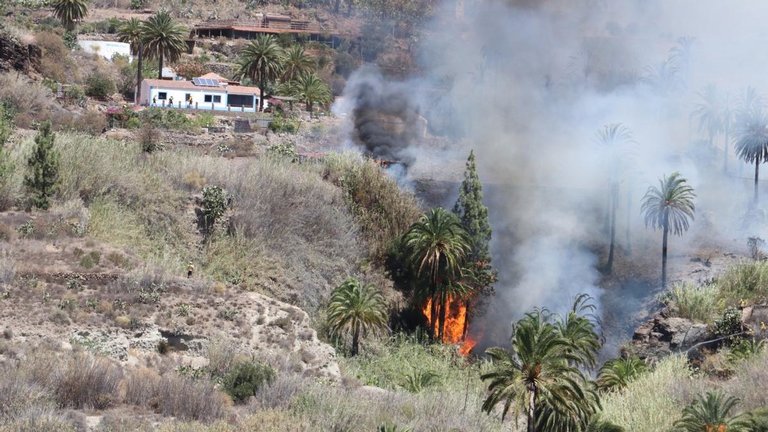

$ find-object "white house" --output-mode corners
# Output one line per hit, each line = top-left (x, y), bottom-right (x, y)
(139, 73), (265, 112)
(78, 40), (132, 61)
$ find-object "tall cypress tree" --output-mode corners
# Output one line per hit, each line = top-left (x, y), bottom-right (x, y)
(453, 150), (495, 339)
(24, 121), (59, 210)
(453, 150), (493, 265)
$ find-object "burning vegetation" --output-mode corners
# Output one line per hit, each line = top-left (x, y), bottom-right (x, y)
(421, 294), (477, 355)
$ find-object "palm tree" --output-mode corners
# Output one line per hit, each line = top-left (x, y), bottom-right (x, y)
(291, 72), (332, 114)
(141, 11), (187, 80)
(282, 45), (314, 82)
(693, 85), (724, 155)
(734, 87), (765, 177)
(327, 277), (388, 356)
(236, 35), (284, 112)
(557, 294), (601, 370)
(641, 172), (696, 288)
(734, 108), (768, 204)
(596, 123), (634, 273)
(51, 0), (88, 32)
(481, 309), (595, 432)
(596, 357), (647, 392)
(403, 208), (470, 340)
(118, 18), (144, 104)
(673, 392), (749, 432)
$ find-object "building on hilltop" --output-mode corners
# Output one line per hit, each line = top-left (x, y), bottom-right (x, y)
(139, 73), (266, 112)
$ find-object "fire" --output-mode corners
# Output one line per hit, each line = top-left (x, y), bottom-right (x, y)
(422, 294), (477, 355)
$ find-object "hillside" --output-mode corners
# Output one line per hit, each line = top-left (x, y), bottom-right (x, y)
(6, 1), (768, 432)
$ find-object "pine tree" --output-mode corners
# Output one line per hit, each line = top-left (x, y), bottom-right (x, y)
(453, 150), (493, 265)
(24, 122), (59, 210)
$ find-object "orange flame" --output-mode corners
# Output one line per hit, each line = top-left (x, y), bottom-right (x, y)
(422, 295), (476, 356)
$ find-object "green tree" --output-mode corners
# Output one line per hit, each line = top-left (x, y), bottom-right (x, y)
(673, 392), (749, 432)
(641, 172), (696, 288)
(24, 122), (60, 210)
(453, 150), (493, 265)
(141, 11), (187, 80)
(734, 107), (768, 204)
(596, 357), (647, 392)
(403, 208), (470, 340)
(51, 0), (88, 32)
(596, 123), (634, 273)
(281, 45), (314, 82)
(290, 72), (331, 114)
(327, 277), (388, 356)
(481, 308), (597, 432)
(236, 35), (284, 112)
(117, 17), (144, 104)
(450, 151), (496, 340)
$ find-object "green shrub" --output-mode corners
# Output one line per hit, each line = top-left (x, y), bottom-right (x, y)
(85, 72), (116, 101)
(195, 112), (216, 128)
(130, 0), (145, 9)
(713, 307), (743, 343)
(667, 282), (721, 323)
(79, 251), (100, 269)
(124, 117), (141, 129)
(266, 142), (298, 161)
(268, 113), (300, 133)
(64, 85), (85, 103)
(139, 107), (191, 130)
(727, 338), (765, 364)
(201, 185), (228, 231)
(221, 361), (276, 403)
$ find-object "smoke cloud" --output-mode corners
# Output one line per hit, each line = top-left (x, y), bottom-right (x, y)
(338, 0), (768, 353)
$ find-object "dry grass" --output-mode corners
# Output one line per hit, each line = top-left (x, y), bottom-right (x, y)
(321, 153), (422, 262)
(0, 73), (55, 125)
(667, 282), (721, 323)
(162, 152), (364, 309)
(600, 355), (692, 431)
(125, 367), (230, 421)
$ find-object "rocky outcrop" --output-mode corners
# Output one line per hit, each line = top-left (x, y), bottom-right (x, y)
(0, 32), (40, 73)
(627, 313), (714, 362)
(244, 291), (340, 380)
(63, 291), (341, 381)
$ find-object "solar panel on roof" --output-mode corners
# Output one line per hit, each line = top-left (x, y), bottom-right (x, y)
(192, 77), (220, 87)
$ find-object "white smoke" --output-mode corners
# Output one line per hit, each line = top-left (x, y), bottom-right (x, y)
(339, 0), (768, 350)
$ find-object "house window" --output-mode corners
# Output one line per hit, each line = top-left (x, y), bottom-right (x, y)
(204, 95), (222, 103)
(157, 92), (167, 100)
